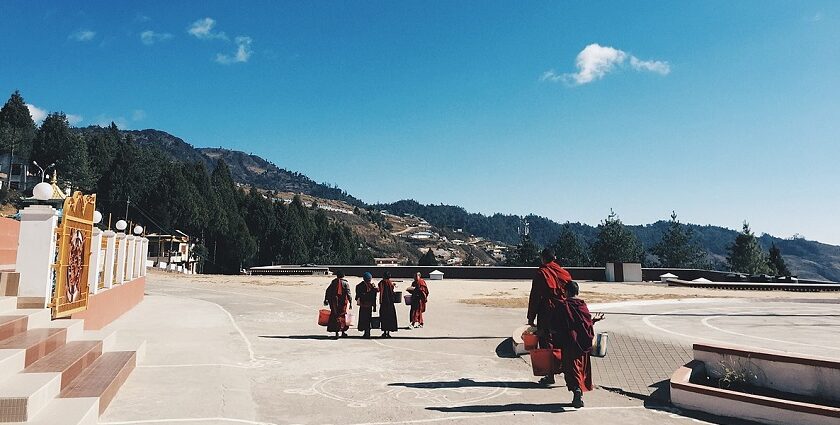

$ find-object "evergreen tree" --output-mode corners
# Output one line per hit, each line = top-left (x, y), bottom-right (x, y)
(767, 243), (791, 276)
(0, 91), (37, 187)
(651, 211), (708, 268)
(418, 249), (438, 266)
(727, 222), (771, 274)
(553, 222), (589, 266)
(506, 234), (540, 266)
(31, 113), (93, 190)
(590, 210), (643, 265)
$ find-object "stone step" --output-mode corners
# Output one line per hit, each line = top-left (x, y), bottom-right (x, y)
(10, 310), (51, 331)
(0, 350), (26, 383)
(60, 351), (136, 415)
(0, 373), (61, 422)
(24, 341), (103, 390)
(0, 297), (16, 314)
(45, 319), (84, 343)
(5, 396), (98, 425)
(0, 328), (67, 367)
(0, 316), (27, 341)
(0, 273), (19, 297)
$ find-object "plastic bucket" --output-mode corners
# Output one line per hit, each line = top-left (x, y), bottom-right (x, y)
(345, 312), (355, 328)
(592, 332), (609, 357)
(531, 348), (562, 376)
(404, 294), (412, 305)
(370, 316), (381, 329)
(393, 291), (403, 303)
(522, 333), (539, 351)
(318, 309), (331, 326)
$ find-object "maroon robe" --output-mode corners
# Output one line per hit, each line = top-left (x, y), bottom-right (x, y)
(324, 278), (351, 333)
(408, 278), (429, 325)
(560, 298), (595, 392)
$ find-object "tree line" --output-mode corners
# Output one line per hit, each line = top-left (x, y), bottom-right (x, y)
(0, 90), (373, 273)
(505, 209), (790, 276)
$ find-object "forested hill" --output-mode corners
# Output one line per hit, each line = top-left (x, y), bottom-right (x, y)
(376, 200), (840, 282)
(73, 127), (364, 206)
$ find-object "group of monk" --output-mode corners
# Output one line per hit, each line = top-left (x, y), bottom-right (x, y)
(324, 270), (429, 339)
(527, 247), (602, 408)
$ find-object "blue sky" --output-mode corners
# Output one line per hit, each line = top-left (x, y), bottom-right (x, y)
(2, 1), (839, 244)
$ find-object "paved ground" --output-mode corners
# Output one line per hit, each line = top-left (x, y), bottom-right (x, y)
(97, 272), (840, 425)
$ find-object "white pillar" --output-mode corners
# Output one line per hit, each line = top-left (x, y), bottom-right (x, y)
(88, 228), (103, 295)
(116, 233), (127, 284)
(102, 230), (116, 289)
(125, 235), (136, 282)
(133, 236), (143, 279)
(140, 238), (149, 277)
(15, 205), (58, 308)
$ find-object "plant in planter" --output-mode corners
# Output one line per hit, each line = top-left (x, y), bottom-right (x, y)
(716, 356), (764, 392)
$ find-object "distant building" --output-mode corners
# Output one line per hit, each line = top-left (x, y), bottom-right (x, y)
(0, 154), (35, 192)
(410, 231), (435, 240)
(146, 233), (198, 274)
(374, 257), (400, 267)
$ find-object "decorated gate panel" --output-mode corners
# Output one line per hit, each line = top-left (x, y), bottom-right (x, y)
(52, 191), (96, 318)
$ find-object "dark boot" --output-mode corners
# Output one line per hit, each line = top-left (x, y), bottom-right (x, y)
(363, 331), (371, 339)
(572, 388), (584, 408)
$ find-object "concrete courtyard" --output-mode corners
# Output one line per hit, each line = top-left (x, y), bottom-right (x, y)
(96, 271), (840, 425)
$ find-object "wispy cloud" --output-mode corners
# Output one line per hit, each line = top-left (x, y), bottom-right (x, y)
(187, 17), (227, 40)
(807, 12), (823, 22)
(140, 30), (173, 45)
(26, 104), (47, 123)
(94, 114), (129, 129)
(216, 36), (253, 64)
(66, 114), (83, 126)
(541, 43), (670, 86)
(69, 29), (96, 42)
(131, 109), (146, 121)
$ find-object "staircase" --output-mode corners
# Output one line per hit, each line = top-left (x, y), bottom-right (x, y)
(0, 272), (140, 424)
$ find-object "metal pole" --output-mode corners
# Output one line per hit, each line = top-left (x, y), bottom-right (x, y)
(125, 196), (130, 221)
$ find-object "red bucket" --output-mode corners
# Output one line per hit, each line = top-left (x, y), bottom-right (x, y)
(522, 333), (539, 351)
(318, 309), (331, 326)
(531, 348), (562, 376)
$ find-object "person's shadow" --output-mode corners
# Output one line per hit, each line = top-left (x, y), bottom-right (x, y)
(427, 403), (575, 413)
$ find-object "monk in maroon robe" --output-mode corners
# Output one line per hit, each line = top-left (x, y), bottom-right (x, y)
(324, 271), (352, 339)
(377, 271), (399, 338)
(408, 272), (429, 328)
(527, 248), (592, 408)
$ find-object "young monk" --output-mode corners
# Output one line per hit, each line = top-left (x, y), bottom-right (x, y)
(559, 280), (603, 408)
(377, 271), (399, 338)
(324, 270), (352, 339)
(355, 272), (378, 339)
(407, 272), (429, 328)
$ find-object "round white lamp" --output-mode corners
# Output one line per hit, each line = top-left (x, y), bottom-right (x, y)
(133, 225), (144, 235)
(115, 220), (128, 231)
(33, 182), (52, 201)
(93, 210), (102, 224)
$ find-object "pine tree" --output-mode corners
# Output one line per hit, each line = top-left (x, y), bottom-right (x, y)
(31, 113), (93, 190)
(767, 243), (791, 276)
(0, 91), (37, 187)
(506, 234), (540, 266)
(590, 210), (643, 265)
(651, 211), (708, 268)
(727, 222), (771, 275)
(553, 222), (589, 266)
(418, 249), (438, 266)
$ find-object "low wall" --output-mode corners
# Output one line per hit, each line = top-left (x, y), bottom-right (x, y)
(324, 266), (607, 280)
(694, 343), (840, 402)
(72, 276), (145, 330)
(0, 217), (19, 270)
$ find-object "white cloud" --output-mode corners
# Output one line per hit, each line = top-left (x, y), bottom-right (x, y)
(629, 56), (671, 75)
(807, 12), (823, 22)
(69, 29), (96, 42)
(543, 43), (670, 86)
(131, 109), (146, 121)
(216, 36), (253, 64)
(140, 30), (173, 45)
(66, 114), (83, 126)
(26, 104), (47, 123)
(188, 17), (227, 40)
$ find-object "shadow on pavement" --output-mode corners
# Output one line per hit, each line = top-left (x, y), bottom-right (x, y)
(258, 335), (503, 340)
(426, 403), (574, 413)
(389, 378), (539, 390)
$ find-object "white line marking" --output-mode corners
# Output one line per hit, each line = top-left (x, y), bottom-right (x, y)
(101, 406), (650, 425)
(700, 315), (840, 351)
(371, 339), (494, 359)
